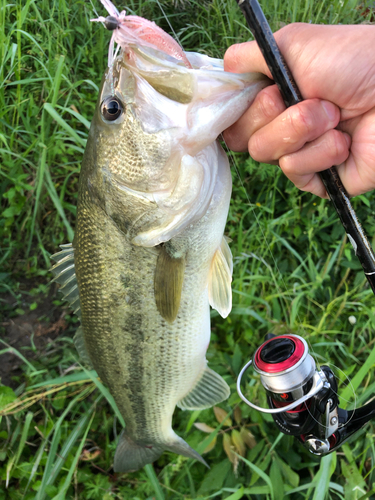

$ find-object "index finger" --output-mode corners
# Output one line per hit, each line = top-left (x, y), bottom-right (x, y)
(224, 40), (272, 77)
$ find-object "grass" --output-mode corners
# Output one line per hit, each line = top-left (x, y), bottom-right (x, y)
(1, 0), (375, 498)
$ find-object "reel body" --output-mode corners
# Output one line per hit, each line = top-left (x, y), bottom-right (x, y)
(237, 334), (375, 455)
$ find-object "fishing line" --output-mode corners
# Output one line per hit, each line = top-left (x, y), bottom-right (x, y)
(155, 0), (181, 46)
(302, 362), (357, 430)
(324, 361), (357, 407)
(89, 0), (100, 18)
(223, 144), (323, 367)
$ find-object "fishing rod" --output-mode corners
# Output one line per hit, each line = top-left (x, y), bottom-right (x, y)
(236, 0), (375, 456)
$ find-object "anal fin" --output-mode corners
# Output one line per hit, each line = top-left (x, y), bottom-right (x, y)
(177, 366), (230, 410)
(154, 244), (185, 323)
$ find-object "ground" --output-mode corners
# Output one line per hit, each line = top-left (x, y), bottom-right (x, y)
(0, 283), (70, 388)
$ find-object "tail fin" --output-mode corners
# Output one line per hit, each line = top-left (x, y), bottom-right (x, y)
(114, 431), (208, 473)
(114, 431), (163, 473)
(166, 434), (209, 468)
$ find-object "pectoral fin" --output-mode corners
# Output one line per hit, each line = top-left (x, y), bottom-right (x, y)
(154, 245), (185, 323)
(208, 237), (233, 318)
(177, 366), (230, 410)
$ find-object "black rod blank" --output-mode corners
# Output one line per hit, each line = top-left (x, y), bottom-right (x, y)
(236, 0), (375, 295)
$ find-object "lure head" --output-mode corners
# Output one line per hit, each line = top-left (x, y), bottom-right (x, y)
(104, 15), (120, 31)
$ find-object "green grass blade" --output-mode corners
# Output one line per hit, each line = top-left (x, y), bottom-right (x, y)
(33, 388), (94, 499)
(144, 464), (165, 500)
(225, 487), (245, 500)
(51, 409), (96, 500)
(6, 411), (33, 487)
(237, 454), (274, 500)
(312, 453), (335, 500)
(43, 103), (87, 148)
(340, 342), (375, 408)
(51, 55), (65, 108)
(56, 105), (91, 130)
(44, 165), (74, 241)
(22, 434), (49, 499)
(27, 143), (46, 255)
(28, 370), (96, 389)
(0, 340), (37, 372)
(37, 399), (100, 500)
(37, 427), (62, 498)
(82, 365), (125, 427)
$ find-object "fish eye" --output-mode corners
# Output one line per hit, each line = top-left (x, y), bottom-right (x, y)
(101, 97), (124, 121)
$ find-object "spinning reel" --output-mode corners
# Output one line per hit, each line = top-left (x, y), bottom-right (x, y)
(237, 334), (375, 455)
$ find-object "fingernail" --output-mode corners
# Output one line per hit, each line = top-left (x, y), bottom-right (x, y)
(321, 100), (337, 121)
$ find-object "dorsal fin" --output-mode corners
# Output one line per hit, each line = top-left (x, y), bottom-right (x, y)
(50, 243), (81, 320)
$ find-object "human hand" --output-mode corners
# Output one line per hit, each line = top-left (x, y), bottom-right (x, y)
(223, 24), (375, 198)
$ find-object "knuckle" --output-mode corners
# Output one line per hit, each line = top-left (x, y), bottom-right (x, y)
(287, 103), (315, 138)
(224, 44), (244, 72)
(248, 134), (264, 161)
(279, 154), (295, 176)
(257, 86), (284, 120)
(327, 130), (349, 160)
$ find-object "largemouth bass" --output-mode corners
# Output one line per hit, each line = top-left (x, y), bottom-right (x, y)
(51, 1), (269, 473)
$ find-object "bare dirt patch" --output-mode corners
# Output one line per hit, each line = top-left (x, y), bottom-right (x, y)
(0, 283), (69, 388)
